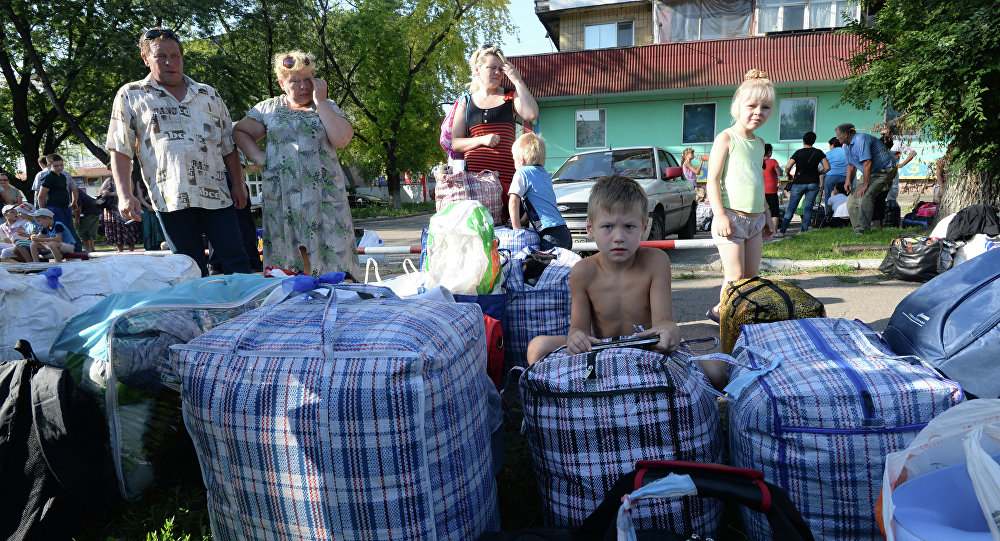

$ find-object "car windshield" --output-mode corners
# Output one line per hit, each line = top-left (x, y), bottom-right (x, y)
(552, 149), (655, 183)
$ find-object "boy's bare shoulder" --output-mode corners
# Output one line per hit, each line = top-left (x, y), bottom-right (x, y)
(636, 246), (671, 268)
(570, 255), (599, 278)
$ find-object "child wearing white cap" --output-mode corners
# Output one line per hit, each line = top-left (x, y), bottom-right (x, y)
(1, 204), (32, 260)
(16, 208), (76, 263)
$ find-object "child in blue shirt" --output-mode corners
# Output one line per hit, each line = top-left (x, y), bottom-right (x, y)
(508, 133), (572, 250)
(21, 208), (76, 262)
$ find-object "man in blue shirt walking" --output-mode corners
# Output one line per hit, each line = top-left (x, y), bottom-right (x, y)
(836, 123), (895, 233)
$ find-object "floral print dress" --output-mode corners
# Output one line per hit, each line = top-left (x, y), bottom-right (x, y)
(248, 97), (361, 276)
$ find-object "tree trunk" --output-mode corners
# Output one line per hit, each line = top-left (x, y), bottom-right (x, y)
(939, 167), (999, 219)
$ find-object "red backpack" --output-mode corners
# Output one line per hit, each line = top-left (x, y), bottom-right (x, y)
(482, 314), (504, 388)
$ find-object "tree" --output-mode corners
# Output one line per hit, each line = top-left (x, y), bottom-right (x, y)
(315, 0), (509, 207)
(840, 0), (1000, 214)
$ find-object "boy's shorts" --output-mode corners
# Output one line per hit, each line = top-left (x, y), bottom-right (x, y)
(712, 208), (766, 245)
(38, 241), (75, 255)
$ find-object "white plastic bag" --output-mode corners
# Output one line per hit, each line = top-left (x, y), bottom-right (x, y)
(422, 200), (500, 295)
(357, 228), (387, 266)
(881, 399), (1000, 541)
(380, 259), (425, 297)
(966, 425), (1000, 539)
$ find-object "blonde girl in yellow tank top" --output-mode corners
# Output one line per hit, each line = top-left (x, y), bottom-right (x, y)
(704, 70), (776, 330)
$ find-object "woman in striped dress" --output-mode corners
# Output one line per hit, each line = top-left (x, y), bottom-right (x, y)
(451, 45), (538, 224)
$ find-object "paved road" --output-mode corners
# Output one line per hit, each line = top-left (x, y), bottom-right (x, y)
(354, 213), (920, 333)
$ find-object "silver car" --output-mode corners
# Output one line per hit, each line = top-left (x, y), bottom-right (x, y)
(552, 147), (698, 242)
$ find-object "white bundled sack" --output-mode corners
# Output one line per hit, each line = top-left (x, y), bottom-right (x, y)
(881, 399), (1000, 541)
(0, 254), (200, 361)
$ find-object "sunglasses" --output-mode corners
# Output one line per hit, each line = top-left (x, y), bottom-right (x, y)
(282, 56), (311, 69)
(144, 28), (178, 41)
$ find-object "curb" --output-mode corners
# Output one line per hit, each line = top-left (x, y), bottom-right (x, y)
(671, 258), (885, 275)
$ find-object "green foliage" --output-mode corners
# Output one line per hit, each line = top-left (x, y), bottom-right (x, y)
(839, 0), (1000, 172)
(350, 200), (434, 219)
(317, 0), (510, 202)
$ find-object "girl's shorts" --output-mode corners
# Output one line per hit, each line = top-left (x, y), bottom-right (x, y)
(712, 208), (766, 245)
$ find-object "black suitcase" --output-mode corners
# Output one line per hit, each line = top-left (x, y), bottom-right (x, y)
(478, 461), (814, 541)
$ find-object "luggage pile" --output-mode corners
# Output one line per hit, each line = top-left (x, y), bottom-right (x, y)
(48, 274), (281, 500)
(0, 253), (200, 362)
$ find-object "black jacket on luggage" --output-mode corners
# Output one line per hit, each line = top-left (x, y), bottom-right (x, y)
(945, 204), (1000, 242)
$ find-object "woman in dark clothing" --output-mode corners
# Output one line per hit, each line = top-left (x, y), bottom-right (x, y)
(450, 45), (538, 223)
(99, 177), (142, 251)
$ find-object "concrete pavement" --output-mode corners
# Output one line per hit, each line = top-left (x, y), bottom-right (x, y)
(354, 212), (918, 333)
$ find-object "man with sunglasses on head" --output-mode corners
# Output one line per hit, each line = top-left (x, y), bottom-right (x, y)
(105, 27), (250, 276)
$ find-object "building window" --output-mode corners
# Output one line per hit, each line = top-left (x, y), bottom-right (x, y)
(576, 109), (606, 149)
(778, 97), (817, 142)
(655, 0), (752, 42)
(757, 0), (858, 33)
(682, 102), (716, 144)
(584, 21), (634, 50)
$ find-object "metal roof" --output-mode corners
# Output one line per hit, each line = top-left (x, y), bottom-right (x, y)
(507, 32), (862, 99)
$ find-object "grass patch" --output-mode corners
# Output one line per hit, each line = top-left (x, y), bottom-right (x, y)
(76, 481), (211, 540)
(673, 272), (701, 280)
(351, 201), (435, 220)
(762, 227), (911, 260)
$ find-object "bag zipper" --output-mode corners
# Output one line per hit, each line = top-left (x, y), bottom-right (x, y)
(800, 319), (882, 427)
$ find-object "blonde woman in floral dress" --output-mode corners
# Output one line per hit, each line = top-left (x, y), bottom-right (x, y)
(233, 50), (360, 276)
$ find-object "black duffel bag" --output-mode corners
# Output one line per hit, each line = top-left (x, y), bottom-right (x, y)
(879, 235), (960, 282)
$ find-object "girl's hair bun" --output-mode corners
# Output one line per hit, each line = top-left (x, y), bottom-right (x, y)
(744, 69), (769, 80)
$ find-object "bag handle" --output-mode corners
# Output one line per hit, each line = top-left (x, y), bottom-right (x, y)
(401, 258), (418, 275)
(228, 278), (398, 354)
(364, 258), (382, 285)
(682, 346), (786, 401)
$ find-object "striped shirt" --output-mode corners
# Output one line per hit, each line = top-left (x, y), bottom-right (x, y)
(465, 90), (517, 205)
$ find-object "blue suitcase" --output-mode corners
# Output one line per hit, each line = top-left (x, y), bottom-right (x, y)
(883, 248), (1000, 398)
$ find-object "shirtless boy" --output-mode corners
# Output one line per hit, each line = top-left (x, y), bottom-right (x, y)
(526, 175), (683, 366)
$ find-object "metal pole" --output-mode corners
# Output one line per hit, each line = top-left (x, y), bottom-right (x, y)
(355, 238), (717, 255)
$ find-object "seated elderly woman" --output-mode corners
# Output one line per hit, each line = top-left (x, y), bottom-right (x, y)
(233, 50), (360, 277)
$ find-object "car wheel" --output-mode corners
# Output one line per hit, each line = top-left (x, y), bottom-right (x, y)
(678, 203), (697, 239)
(649, 208), (666, 241)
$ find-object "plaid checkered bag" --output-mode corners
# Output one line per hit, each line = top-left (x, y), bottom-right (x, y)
(503, 247), (581, 371)
(725, 318), (964, 541)
(171, 283), (500, 541)
(435, 170), (504, 224)
(494, 226), (540, 256)
(520, 346), (724, 532)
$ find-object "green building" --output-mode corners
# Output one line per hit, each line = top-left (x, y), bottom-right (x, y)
(507, 1), (943, 180)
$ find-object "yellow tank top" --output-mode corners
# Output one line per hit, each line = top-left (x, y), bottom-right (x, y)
(720, 127), (766, 214)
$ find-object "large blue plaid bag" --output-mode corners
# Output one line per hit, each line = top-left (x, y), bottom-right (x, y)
(503, 247), (581, 371)
(723, 318), (964, 541)
(520, 345), (724, 533)
(494, 226), (540, 256)
(171, 283), (500, 541)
